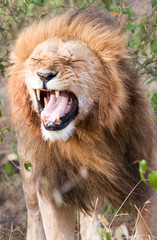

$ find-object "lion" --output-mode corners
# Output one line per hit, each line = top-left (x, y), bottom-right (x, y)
(8, 10), (157, 240)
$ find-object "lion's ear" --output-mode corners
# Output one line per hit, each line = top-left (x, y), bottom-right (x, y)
(98, 70), (127, 133)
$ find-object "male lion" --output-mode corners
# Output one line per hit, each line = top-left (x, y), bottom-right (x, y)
(8, 10), (157, 240)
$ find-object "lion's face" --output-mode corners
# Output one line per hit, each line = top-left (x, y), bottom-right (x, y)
(24, 38), (101, 142)
(9, 12), (128, 142)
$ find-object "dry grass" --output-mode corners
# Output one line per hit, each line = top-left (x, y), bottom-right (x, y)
(0, 172), (26, 240)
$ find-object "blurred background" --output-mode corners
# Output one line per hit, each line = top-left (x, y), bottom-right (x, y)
(0, 0), (156, 239)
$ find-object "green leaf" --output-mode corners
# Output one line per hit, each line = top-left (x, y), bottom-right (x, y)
(141, 51), (147, 56)
(144, 59), (152, 66)
(153, 15), (157, 22)
(5, 127), (10, 132)
(118, 8), (123, 15)
(0, 127), (10, 136)
(18, 7), (24, 13)
(105, 232), (111, 240)
(111, 207), (115, 214)
(0, 136), (3, 142)
(152, 92), (157, 112)
(152, 0), (157, 8)
(103, 205), (108, 214)
(24, 161), (32, 172)
(125, 7), (132, 16)
(30, 0), (42, 7)
(133, 39), (142, 49)
(146, 91), (151, 99)
(109, 5), (117, 12)
(98, 227), (104, 237)
(54, 0), (64, 6)
(139, 160), (147, 173)
(1, 129), (4, 135)
(0, 109), (2, 117)
(141, 17), (147, 28)
(148, 171), (157, 191)
(0, 64), (5, 77)
(102, 0), (111, 9)
(126, 23), (137, 32)
(151, 40), (157, 53)
(151, 92), (157, 104)
(139, 160), (148, 184)
(5, 162), (14, 175)
(152, 52), (157, 58)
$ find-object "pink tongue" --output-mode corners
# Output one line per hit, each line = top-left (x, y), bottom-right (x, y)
(41, 92), (69, 123)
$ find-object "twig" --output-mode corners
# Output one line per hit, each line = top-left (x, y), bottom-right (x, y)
(9, 222), (13, 240)
(14, 224), (26, 239)
(133, 58), (156, 76)
(6, 4), (21, 30)
(112, 0), (120, 11)
(134, 203), (154, 239)
(9, 160), (21, 170)
(86, 198), (99, 239)
(0, 51), (10, 62)
(109, 179), (142, 229)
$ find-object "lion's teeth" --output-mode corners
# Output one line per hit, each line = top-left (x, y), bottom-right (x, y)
(55, 90), (60, 99)
(44, 97), (48, 106)
(69, 98), (72, 105)
(56, 113), (60, 123)
(36, 89), (41, 101)
(41, 112), (47, 123)
(66, 105), (70, 113)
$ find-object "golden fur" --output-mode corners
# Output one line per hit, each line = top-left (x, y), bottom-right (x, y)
(8, 10), (157, 239)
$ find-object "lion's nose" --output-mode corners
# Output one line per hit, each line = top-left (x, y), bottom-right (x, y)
(37, 71), (58, 82)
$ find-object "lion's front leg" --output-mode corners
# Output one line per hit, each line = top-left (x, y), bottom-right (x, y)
(27, 210), (46, 240)
(22, 170), (46, 240)
(37, 191), (75, 240)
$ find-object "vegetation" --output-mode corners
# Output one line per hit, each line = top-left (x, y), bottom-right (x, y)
(0, 0), (157, 239)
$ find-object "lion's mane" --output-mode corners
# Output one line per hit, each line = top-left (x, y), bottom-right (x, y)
(8, 10), (156, 213)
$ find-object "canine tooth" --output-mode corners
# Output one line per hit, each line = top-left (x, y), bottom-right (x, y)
(69, 98), (72, 105)
(36, 89), (41, 101)
(55, 90), (60, 99)
(56, 113), (60, 123)
(41, 112), (47, 123)
(44, 98), (48, 106)
(66, 105), (70, 111)
(65, 106), (70, 114)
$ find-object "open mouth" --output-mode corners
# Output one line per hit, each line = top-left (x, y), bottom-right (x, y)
(35, 89), (78, 131)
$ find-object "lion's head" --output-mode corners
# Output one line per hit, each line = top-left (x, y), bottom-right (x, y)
(25, 39), (101, 142)
(8, 10), (128, 142)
